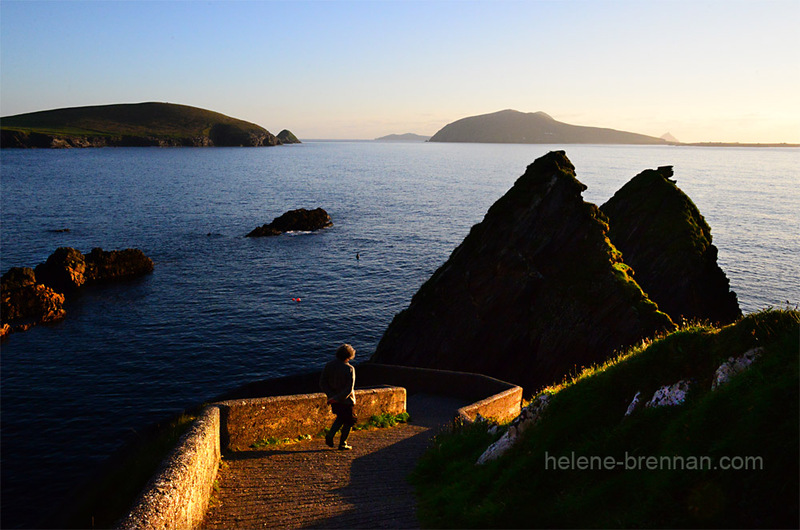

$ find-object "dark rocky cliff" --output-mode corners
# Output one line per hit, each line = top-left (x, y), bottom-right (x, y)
(371, 151), (675, 391)
(600, 166), (741, 324)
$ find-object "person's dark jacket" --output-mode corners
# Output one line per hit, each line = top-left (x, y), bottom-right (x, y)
(320, 359), (356, 405)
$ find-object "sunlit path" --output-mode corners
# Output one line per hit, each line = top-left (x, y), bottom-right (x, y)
(202, 394), (466, 529)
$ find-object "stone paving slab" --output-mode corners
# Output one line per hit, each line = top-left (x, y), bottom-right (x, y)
(202, 394), (465, 530)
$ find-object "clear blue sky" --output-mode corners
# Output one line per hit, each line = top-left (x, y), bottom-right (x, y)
(2, 0), (798, 142)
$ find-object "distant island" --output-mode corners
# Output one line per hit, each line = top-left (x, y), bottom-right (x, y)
(429, 110), (666, 145)
(374, 133), (431, 142)
(0, 102), (299, 148)
(429, 109), (800, 147)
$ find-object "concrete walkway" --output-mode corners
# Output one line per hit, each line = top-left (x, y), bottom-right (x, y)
(201, 394), (466, 529)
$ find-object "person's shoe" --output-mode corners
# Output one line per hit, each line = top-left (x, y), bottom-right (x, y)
(338, 443), (353, 451)
(325, 436), (334, 448)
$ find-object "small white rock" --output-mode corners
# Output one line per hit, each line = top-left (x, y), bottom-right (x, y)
(476, 393), (551, 465)
(646, 380), (691, 408)
(624, 391), (642, 416)
(711, 347), (764, 390)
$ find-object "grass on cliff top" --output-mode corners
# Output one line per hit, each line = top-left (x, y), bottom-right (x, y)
(411, 308), (800, 528)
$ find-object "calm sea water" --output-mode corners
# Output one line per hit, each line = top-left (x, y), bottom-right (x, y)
(1, 142), (798, 526)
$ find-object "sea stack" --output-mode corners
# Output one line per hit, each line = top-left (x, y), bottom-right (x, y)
(277, 129), (301, 144)
(371, 151), (674, 391)
(600, 166), (741, 324)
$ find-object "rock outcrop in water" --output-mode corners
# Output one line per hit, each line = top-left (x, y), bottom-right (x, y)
(1, 267), (66, 338)
(246, 208), (333, 237)
(371, 151), (675, 391)
(600, 166), (741, 324)
(1, 247), (154, 338)
(34, 247), (154, 292)
(276, 129), (301, 144)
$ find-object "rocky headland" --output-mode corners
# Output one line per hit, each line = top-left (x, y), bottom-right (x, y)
(0, 102), (286, 148)
(371, 151), (679, 391)
(246, 208), (333, 237)
(1, 247), (153, 338)
(600, 166), (741, 324)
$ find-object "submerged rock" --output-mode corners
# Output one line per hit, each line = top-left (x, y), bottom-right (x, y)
(246, 208), (332, 237)
(600, 166), (741, 324)
(371, 151), (674, 391)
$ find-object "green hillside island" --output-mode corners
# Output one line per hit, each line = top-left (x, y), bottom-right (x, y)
(412, 308), (800, 528)
(0, 102), (299, 148)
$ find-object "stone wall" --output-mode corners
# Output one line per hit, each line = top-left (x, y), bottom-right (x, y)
(118, 406), (221, 530)
(117, 387), (406, 529)
(219, 386), (407, 452)
(117, 365), (522, 529)
(457, 385), (523, 424)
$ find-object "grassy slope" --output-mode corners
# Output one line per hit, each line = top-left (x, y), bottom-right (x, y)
(412, 309), (799, 528)
(0, 102), (267, 138)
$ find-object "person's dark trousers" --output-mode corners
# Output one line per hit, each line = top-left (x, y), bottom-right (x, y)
(327, 402), (356, 446)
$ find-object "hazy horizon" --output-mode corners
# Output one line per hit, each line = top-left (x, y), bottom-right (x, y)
(1, 0), (798, 143)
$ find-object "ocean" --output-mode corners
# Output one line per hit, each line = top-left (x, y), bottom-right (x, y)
(1, 142), (798, 527)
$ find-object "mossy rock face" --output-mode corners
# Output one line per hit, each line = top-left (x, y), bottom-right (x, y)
(601, 166), (741, 324)
(372, 151), (674, 392)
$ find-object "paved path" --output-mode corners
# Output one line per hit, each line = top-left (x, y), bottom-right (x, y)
(202, 394), (466, 529)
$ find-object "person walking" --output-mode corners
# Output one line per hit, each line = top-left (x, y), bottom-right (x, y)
(320, 343), (357, 450)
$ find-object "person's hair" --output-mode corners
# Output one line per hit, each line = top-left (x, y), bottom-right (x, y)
(336, 343), (356, 361)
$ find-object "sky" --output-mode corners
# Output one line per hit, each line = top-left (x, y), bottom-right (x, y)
(1, 0), (798, 142)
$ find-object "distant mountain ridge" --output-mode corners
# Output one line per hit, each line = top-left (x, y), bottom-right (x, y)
(429, 109), (667, 145)
(0, 102), (290, 148)
(375, 133), (431, 142)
